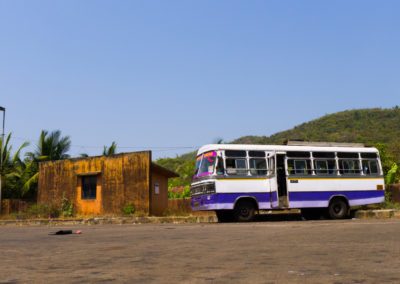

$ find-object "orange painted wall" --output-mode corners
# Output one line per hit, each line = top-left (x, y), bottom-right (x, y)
(38, 151), (151, 216)
(75, 175), (102, 215)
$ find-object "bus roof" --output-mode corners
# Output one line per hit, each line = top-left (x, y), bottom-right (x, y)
(197, 144), (379, 156)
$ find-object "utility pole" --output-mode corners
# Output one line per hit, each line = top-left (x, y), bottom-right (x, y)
(0, 106), (5, 214)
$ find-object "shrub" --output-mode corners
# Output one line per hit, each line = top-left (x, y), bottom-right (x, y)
(385, 163), (399, 184)
(123, 204), (135, 215)
(26, 204), (60, 218)
(61, 197), (74, 217)
(168, 185), (191, 199)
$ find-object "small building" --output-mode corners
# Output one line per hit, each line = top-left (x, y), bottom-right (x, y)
(37, 151), (178, 216)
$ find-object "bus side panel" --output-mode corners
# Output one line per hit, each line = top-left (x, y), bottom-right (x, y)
(217, 179), (272, 209)
(191, 179), (272, 211)
(287, 178), (385, 208)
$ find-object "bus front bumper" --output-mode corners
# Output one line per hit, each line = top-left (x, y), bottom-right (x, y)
(191, 194), (232, 211)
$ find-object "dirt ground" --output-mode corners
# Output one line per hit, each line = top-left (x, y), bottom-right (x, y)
(1, 218), (400, 283)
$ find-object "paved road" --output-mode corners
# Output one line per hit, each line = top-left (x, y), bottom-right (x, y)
(1, 219), (400, 283)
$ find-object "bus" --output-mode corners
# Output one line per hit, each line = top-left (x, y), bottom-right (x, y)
(190, 142), (385, 222)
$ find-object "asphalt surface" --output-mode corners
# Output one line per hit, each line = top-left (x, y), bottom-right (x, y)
(1, 219), (400, 283)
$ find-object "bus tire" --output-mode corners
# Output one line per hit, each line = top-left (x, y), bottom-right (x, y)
(301, 208), (322, 220)
(216, 210), (233, 222)
(233, 199), (256, 222)
(328, 198), (348, 219)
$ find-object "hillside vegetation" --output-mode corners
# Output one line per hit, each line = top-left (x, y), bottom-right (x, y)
(156, 107), (400, 187)
(233, 107), (400, 151)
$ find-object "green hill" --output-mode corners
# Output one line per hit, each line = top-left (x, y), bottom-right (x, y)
(232, 107), (400, 150)
(157, 107), (400, 187)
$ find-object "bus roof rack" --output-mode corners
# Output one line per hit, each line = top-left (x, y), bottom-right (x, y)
(284, 140), (365, 148)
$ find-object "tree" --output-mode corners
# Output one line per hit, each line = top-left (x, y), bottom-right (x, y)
(0, 133), (29, 198)
(26, 130), (71, 161)
(21, 130), (71, 198)
(103, 141), (117, 156)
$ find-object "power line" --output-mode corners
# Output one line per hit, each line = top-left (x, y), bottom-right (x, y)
(9, 135), (199, 151)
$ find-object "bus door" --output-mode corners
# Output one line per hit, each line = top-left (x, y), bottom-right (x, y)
(267, 153), (279, 208)
(276, 153), (289, 208)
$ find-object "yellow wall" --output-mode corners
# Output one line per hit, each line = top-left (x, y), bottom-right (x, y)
(38, 152), (151, 216)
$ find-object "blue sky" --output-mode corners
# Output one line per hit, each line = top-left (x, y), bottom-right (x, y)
(1, 1), (399, 159)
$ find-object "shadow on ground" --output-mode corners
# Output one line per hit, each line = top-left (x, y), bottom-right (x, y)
(253, 209), (359, 222)
(254, 213), (303, 222)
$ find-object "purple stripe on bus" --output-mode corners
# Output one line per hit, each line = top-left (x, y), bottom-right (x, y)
(191, 192), (273, 210)
(191, 190), (385, 211)
(288, 190), (384, 202)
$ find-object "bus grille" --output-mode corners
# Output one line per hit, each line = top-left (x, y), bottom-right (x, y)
(191, 183), (216, 196)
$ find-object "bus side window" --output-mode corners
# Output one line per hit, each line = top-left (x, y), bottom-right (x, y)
(295, 160), (306, 175)
(250, 158), (267, 175)
(314, 160), (336, 175)
(362, 160), (378, 175)
(327, 160), (336, 174)
(226, 158), (247, 175)
(315, 160), (328, 174)
(369, 160), (378, 174)
(340, 159), (361, 175)
(288, 159), (311, 175)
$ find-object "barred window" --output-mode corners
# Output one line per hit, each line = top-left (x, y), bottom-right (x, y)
(226, 158), (247, 175)
(362, 160), (379, 175)
(314, 160), (336, 175)
(82, 176), (97, 199)
(340, 160), (361, 175)
(250, 158), (267, 175)
(287, 159), (311, 175)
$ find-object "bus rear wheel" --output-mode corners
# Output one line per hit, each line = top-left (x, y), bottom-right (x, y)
(233, 199), (256, 222)
(328, 198), (348, 219)
(216, 210), (233, 222)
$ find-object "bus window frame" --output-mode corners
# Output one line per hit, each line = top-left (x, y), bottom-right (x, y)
(362, 158), (379, 175)
(286, 157), (312, 176)
(313, 158), (337, 175)
(249, 157), (268, 176)
(339, 158), (361, 175)
(225, 154), (249, 176)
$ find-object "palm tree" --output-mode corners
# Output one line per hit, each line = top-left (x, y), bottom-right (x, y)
(103, 141), (117, 156)
(21, 130), (71, 197)
(0, 133), (29, 198)
(26, 130), (71, 161)
(0, 133), (29, 172)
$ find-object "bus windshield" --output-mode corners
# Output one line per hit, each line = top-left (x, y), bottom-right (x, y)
(194, 151), (217, 178)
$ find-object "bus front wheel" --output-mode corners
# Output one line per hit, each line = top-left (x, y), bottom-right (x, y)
(328, 198), (348, 219)
(233, 199), (256, 222)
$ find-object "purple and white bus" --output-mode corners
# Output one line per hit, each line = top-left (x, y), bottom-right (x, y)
(190, 143), (385, 222)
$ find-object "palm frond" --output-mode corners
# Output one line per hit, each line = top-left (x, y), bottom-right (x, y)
(21, 172), (38, 196)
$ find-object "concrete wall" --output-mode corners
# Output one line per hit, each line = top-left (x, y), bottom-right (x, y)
(38, 151), (151, 216)
(1, 199), (34, 215)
